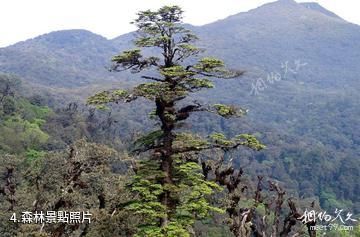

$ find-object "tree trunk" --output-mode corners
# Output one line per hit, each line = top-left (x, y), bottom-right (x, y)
(156, 98), (176, 228)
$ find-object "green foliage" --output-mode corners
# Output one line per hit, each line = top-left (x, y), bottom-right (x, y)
(182, 78), (214, 90)
(160, 66), (195, 78)
(208, 132), (265, 151)
(209, 133), (235, 146)
(111, 49), (159, 73)
(194, 57), (225, 71)
(0, 139), (136, 237)
(320, 190), (353, 210)
(323, 224), (360, 237)
(213, 104), (246, 118)
(0, 116), (49, 153)
(126, 160), (166, 236)
(173, 133), (209, 150)
(87, 89), (129, 105)
(112, 49), (142, 64)
(17, 98), (52, 120)
(134, 82), (180, 101)
(0, 80), (52, 154)
(133, 130), (164, 151)
(1, 97), (16, 115)
(127, 157), (225, 236)
(25, 149), (46, 162)
(175, 161), (224, 217)
(235, 134), (266, 151)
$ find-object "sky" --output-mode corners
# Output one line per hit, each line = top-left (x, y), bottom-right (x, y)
(0, 0), (359, 47)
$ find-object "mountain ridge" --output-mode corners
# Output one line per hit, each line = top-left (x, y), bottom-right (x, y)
(300, 2), (342, 19)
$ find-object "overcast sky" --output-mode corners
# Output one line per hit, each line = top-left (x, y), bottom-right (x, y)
(0, 0), (359, 47)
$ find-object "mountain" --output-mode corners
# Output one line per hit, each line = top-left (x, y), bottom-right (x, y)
(0, 30), (118, 87)
(196, 0), (360, 88)
(0, 0), (359, 212)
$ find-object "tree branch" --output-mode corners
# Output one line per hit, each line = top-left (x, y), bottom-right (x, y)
(141, 76), (165, 82)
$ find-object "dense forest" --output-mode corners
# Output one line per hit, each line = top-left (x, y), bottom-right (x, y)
(0, 1), (359, 237)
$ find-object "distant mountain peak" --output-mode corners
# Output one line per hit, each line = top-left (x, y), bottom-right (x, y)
(8, 29), (110, 51)
(215, 0), (346, 26)
(268, 0), (299, 6)
(35, 29), (107, 43)
(277, 0), (297, 4)
(300, 2), (342, 19)
(243, 0), (302, 16)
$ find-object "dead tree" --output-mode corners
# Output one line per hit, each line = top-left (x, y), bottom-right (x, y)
(0, 166), (16, 211)
(202, 152), (317, 237)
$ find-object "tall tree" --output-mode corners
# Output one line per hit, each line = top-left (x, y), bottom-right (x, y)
(88, 5), (264, 236)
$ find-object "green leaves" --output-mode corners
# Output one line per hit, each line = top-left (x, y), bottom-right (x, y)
(179, 33), (199, 44)
(195, 57), (225, 71)
(87, 89), (130, 106)
(159, 66), (214, 91)
(208, 133), (266, 151)
(213, 104), (247, 118)
(135, 82), (165, 98)
(234, 134), (266, 151)
(112, 89), (128, 97)
(209, 133), (235, 146)
(26, 149), (45, 162)
(172, 133), (209, 151)
(134, 82), (187, 102)
(180, 78), (214, 91)
(132, 130), (163, 153)
(134, 82), (171, 100)
(135, 36), (170, 48)
(158, 5), (184, 23)
(175, 160), (224, 227)
(164, 222), (190, 237)
(132, 5), (185, 45)
(0, 117), (49, 152)
(170, 132), (265, 153)
(160, 66), (195, 78)
(87, 91), (113, 105)
(112, 49), (142, 65)
(126, 161), (166, 232)
(134, 5), (183, 26)
(175, 43), (203, 61)
(193, 57), (245, 79)
(111, 49), (159, 72)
